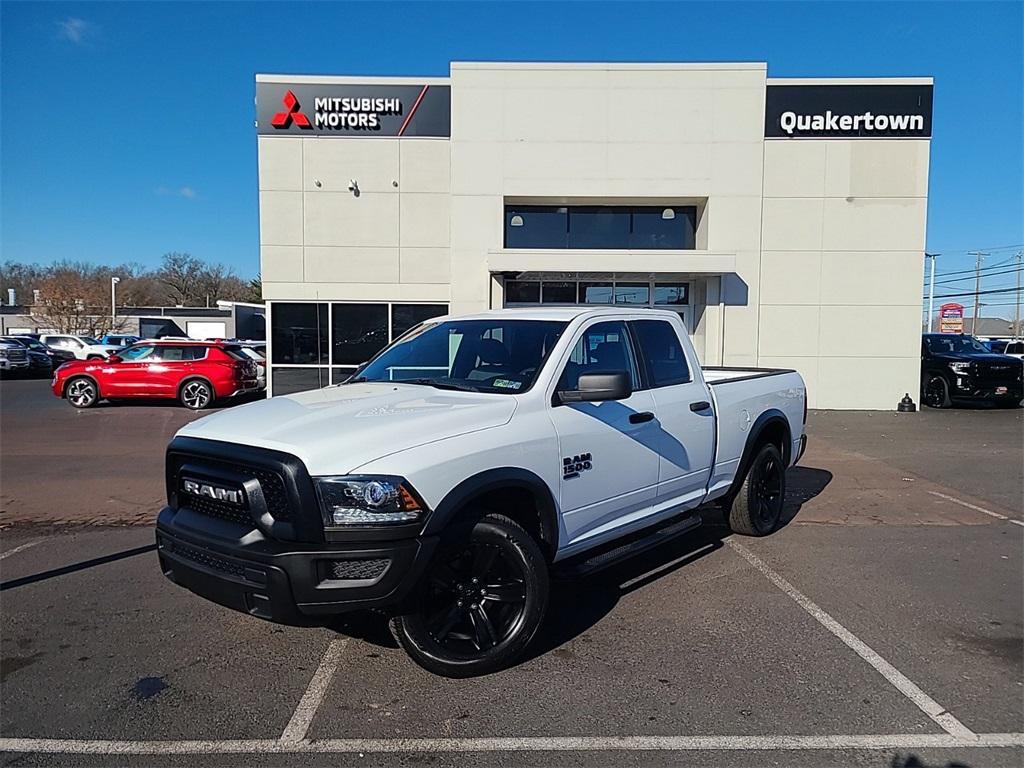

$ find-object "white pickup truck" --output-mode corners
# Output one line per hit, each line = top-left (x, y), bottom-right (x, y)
(157, 308), (806, 677)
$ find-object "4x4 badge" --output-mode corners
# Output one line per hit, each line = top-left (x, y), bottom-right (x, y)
(563, 453), (593, 480)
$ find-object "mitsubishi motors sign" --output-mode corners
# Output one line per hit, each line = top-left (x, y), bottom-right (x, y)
(256, 80), (450, 137)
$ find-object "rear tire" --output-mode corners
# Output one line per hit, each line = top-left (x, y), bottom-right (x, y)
(65, 377), (99, 409)
(179, 379), (214, 410)
(727, 443), (785, 536)
(391, 513), (548, 678)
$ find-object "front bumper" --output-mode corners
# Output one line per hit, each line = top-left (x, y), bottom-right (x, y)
(949, 381), (1023, 401)
(156, 507), (438, 624)
(0, 360), (30, 372)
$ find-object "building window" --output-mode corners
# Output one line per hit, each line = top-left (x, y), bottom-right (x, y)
(614, 282), (650, 305)
(392, 304), (448, 338)
(505, 207), (568, 249)
(505, 281), (541, 303)
(541, 281), (577, 304)
(331, 304), (388, 366)
(273, 367), (330, 395)
(654, 283), (689, 305)
(269, 301), (448, 396)
(504, 205), (697, 250)
(271, 303), (327, 365)
(579, 282), (613, 304)
(568, 207), (631, 249)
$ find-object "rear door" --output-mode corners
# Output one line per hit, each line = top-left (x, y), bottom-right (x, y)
(630, 318), (715, 508)
(146, 345), (195, 395)
(547, 319), (660, 545)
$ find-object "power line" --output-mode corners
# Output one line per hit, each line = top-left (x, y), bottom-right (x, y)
(924, 286), (1022, 300)
(927, 256), (1021, 279)
(931, 267), (1023, 287)
(927, 243), (1023, 257)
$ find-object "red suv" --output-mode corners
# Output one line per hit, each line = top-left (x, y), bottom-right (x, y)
(52, 341), (262, 410)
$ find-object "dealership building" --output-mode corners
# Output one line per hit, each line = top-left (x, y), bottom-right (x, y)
(256, 62), (933, 408)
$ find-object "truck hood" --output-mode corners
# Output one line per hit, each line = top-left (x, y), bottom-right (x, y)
(932, 353), (1023, 366)
(175, 383), (517, 475)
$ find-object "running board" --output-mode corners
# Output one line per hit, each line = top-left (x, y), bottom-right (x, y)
(555, 513), (703, 580)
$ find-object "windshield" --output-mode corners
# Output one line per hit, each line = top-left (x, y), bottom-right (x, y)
(352, 319), (567, 394)
(925, 335), (991, 355)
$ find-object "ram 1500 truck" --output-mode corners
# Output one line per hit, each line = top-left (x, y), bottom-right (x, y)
(157, 308), (807, 677)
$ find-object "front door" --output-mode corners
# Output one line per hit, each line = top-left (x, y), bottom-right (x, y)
(102, 345), (159, 395)
(548, 320), (660, 546)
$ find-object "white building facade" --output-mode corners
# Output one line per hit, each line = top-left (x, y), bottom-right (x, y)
(257, 62), (932, 408)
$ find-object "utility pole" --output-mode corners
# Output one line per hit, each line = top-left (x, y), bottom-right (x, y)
(968, 251), (987, 335)
(925, 253), (940, 331)
(1015, 250), (1022, 340)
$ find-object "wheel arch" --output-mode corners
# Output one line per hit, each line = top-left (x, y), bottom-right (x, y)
(726, 409), (792, 499)
(423, 468), (560, 561)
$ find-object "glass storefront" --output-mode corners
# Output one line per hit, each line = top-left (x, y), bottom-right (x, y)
(268, 302), (448, 395)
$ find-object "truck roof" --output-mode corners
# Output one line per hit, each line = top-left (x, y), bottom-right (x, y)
(448, 307), (685, 322)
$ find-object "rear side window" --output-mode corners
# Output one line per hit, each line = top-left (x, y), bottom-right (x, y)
(631, 319), (691, 387)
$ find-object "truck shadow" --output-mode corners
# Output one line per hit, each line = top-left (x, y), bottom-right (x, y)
(329, 465), (834, 663)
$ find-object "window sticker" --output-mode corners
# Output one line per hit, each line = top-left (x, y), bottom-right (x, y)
(492, 379), (523, 390)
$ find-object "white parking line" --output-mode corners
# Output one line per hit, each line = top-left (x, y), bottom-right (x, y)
(727, 540), (976, 739)
(0, 540), (41, 560)
(0, 733), (1021, 754)
(927, 490), (1024, 527)
(280, 638), (349, 743)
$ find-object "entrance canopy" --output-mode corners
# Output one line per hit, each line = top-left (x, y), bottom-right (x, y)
(487, 249), (736, 277)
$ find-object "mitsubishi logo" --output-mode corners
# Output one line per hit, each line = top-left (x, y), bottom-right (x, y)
(271, 90), (311, 129)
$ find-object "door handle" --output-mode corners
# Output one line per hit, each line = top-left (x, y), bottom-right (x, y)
(689, 401), (712, 412)
(629, 411), (655, 424)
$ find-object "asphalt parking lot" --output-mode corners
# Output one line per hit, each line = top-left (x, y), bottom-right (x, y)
(1, 377), (1021, 767)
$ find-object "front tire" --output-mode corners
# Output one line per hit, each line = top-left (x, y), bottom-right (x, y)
(391, 514), (549, 678)
(179, 379), (214, 410)
(65, 377), (99, 409)
(727, 443), (786, 536)
(923, 375), (952, 408)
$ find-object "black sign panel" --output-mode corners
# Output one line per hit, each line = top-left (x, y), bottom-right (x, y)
(765, 84), (933, 139)
(256, 82), (450, 137)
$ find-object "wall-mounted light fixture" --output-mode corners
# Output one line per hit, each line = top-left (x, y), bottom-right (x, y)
(661, 208), (676, 220)
(509, 214), (524, 227)
(348, 179), (360, 197)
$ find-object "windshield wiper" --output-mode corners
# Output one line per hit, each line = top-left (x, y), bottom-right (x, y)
(399, 378), (480, 392)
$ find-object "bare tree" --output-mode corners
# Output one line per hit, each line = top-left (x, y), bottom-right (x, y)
(30, 263), (128, 335)
(159, 252), (205, 305)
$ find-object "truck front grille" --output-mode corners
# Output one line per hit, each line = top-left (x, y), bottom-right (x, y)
(187, 495), (253, 526)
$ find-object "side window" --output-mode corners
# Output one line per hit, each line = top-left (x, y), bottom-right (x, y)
(188, 346), (208, 361)
(119, 345), (157, 362)
(558, 321), (640, 391)
(631, 319), (691, 387)
(159, 346), (188, 362)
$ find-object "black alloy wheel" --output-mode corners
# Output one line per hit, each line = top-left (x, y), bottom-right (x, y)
(923, 376), (952, 408)
(726, 443), (786, 536)
(391, 514), (548, 678)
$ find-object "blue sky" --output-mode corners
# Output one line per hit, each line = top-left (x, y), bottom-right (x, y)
(2, 1), (1022, 307)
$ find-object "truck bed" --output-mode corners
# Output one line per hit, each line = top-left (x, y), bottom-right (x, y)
(701, 366), (807, 502)
(702, 366), (797, 384)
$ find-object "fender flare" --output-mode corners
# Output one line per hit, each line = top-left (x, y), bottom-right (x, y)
(423, 467), (560, 555)
(726, 409), (792, 499)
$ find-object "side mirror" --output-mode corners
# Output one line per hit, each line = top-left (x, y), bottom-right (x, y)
(558, 371), (632, 403)
(106, 354), (122, 364)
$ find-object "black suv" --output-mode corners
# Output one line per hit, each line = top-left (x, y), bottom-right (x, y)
(921, 334), (1023, 408)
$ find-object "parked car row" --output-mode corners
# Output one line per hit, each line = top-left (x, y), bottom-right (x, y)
(921, 333), (1024, 408)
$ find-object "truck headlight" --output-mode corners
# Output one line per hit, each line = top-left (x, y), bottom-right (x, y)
(948, 362), (971, 374)
(314, 476), (426, 527)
